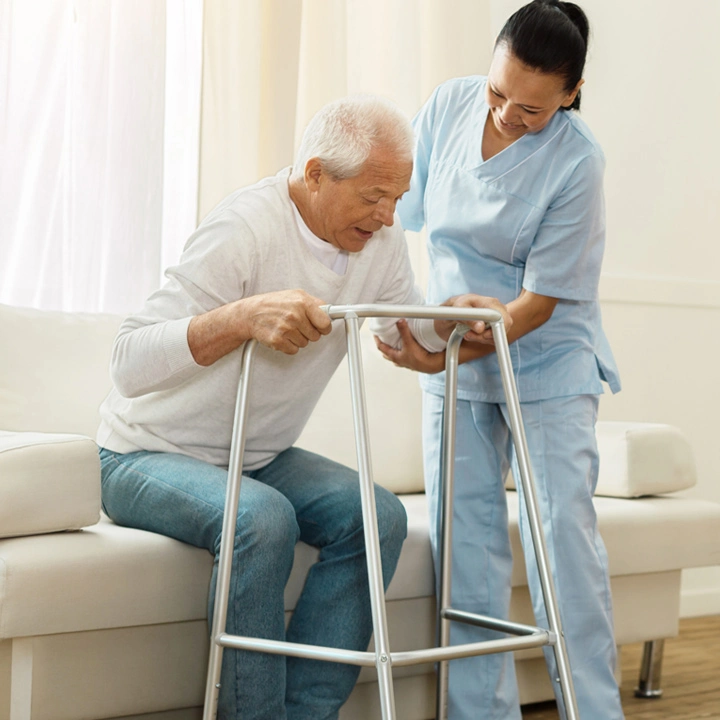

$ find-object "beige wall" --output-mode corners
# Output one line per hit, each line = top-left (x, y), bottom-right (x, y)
(200, 0), (720, 616)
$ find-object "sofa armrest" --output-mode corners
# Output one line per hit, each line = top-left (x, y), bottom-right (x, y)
(0, 431), (101, 538)
(595, 421), (697, 498)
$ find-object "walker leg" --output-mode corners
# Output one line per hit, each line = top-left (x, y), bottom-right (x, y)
(345, 314), (397, 720)
(203, 341), (259, 720)
(435, 326), (468, 720)
(635, 639), (664, 698)
(492, 322), (580, 720)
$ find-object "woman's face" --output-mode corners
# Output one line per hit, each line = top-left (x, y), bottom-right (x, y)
(485, 44), (583, 140)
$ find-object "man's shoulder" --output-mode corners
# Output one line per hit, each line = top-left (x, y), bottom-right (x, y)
(201, 170), (291, 230)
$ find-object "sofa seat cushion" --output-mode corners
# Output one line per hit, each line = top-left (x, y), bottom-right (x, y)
(0, 516), (213, 639)
(3, 492), (719, 640)
(396, 494), (720, 589)
(0, 431), (101, 539)
(0, 494), (435, 639)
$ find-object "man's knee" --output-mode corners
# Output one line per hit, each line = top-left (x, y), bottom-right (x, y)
(374, 485), (407, 548)
(224, 487), (300, 555)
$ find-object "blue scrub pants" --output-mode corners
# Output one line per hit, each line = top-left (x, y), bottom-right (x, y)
(99, 446), (407, 720)
(422, 392), (624, 720)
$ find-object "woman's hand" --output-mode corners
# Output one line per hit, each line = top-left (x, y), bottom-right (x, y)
(374, 319), (446, 374)
(434, 294), (513, 344)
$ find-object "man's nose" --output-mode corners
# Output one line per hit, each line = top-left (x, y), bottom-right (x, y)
(373, 198), (396, 226)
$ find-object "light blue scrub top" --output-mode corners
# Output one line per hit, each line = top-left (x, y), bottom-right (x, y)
(399, 76), (621, 404)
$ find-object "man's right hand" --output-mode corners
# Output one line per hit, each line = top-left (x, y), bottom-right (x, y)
(240, 290), (332, 354)
(188, 290), (331, 366)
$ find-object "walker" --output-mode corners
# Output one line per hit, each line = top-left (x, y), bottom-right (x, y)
(202, 304), (580, 720)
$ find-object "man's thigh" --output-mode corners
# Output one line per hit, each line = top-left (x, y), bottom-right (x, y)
(251, 446), (405, 550)
(99, 448), (295, 553)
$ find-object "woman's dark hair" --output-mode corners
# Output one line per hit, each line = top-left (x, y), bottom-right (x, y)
(495, 0), (589, 110)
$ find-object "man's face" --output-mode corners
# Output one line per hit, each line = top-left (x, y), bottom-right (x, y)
(305, 146), (413, 253)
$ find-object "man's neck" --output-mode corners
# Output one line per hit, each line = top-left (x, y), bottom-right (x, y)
(287, 176), (324, 241)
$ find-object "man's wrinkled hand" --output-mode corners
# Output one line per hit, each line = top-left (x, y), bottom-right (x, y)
(374, 320), (446, 374)
(241, 290), (332, 354)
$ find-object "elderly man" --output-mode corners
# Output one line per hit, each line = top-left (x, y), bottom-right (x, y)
(97, 95), (505, 720)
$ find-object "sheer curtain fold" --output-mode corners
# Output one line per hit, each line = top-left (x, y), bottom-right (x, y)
(0, 0), (203, 315)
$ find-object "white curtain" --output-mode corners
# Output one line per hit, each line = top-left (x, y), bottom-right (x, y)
(0, 0), (202, 314)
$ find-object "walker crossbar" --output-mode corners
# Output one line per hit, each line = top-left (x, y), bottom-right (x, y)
(202, 304), (580, 720)
(216, 628), (552, 666)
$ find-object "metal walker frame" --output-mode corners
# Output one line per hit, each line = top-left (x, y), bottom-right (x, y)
(202, 304), (580, 720)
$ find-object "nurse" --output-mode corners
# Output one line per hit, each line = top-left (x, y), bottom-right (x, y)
(376, 1), (624, 718)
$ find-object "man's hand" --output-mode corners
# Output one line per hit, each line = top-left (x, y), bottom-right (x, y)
(240, 290), (332, 354)
(374, 320), (446, 374)
(189, 290), (331, 366)
(434, 294), (512, 344)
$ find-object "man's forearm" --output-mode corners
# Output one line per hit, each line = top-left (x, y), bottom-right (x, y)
(189, 290), (333, 366)
(188, 300), (250, 367)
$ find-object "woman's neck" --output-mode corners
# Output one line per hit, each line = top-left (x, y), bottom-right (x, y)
(481, 112), (520, 161)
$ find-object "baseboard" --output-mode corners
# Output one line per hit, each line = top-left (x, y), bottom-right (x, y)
(680, 587), (720, 618)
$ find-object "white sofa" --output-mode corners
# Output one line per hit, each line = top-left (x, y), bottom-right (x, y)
(2, 301), (720, 720)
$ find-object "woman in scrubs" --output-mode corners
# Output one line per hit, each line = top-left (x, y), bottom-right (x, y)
(377, 1), (624, 718)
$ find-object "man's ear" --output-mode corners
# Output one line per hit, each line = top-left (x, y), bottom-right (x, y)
(304, 158), (324, 191)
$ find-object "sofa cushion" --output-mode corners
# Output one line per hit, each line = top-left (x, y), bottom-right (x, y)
(0, 303), (122, 438)
(500, 421), (697, 498)
(0, 431), (101, 539)
(594, 421), (697, 497)
(3, 491), (720, 639)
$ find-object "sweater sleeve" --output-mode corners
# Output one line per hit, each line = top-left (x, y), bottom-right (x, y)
(110, 213), (253, 398)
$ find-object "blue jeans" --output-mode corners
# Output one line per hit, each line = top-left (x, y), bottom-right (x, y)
(99, 446), (407, 720)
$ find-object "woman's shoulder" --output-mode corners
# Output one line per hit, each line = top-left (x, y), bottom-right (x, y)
(559, 111), (605, 164)
(431, 75), (487, 107)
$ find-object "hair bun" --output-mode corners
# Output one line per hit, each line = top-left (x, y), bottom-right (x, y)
(556, 2), (589, 46)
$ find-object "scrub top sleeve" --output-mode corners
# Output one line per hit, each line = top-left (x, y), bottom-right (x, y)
(398, 87), (440, 233)
(523, 151), (606, 302)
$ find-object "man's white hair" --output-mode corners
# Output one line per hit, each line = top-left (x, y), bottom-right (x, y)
(290, 94), (414, 182)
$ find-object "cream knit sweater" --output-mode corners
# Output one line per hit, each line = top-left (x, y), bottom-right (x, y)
(97, 170), (440, 470)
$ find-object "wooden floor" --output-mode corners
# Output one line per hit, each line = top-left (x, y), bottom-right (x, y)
(522, 616), (720, 719)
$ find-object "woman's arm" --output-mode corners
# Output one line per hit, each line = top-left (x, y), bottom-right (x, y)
(375, 289), (557, 373)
